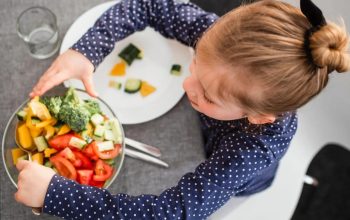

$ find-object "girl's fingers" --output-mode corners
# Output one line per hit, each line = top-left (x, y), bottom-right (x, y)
(36, 71), (71, 96)
(31, 63), (62, 97)
(31, 70), (57, 97)
(16, 160), (30, 171)
(82, 76), (98, 97)
(14, 191), (22, 203)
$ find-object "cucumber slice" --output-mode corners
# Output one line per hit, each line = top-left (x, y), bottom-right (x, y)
(109, 118), (123, 144)
(44, 161), (53, 168)
(17, 155), (28, 162)
(124, 78), (142, 94)
(171, 64), (182, 76)
(118, 43), (142, 65)
(92, 135), (105, 142)
(97, 141), (115, 152)
(17, 110), (27, 121)
(91, 113), (104, 126)
(68, 137), (87, 150)
(104, 129), (114, 141)
(34, 136), (48, 152)
(31, 118), (41, 125)
(80, 130), (93, 144)
(104, 159), (115, 166)
(94, 125), (105, 137)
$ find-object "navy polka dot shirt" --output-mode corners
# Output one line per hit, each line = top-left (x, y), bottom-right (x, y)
(43, 0), (298, 219)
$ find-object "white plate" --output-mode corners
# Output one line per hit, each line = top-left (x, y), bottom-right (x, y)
(60, 1), (192, 124)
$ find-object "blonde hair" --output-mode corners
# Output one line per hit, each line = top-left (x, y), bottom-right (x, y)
(198, 0), (350, 115)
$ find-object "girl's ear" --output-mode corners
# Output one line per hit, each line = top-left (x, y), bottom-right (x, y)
(247, 114), (276, 124)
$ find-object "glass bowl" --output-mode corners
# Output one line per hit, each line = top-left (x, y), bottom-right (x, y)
(1, 88), (125, 189)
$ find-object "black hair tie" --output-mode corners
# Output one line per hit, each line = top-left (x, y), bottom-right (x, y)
(300, 0), (327, 68)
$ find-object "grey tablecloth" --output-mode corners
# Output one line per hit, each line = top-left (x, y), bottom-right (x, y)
(0, 1), (206, 219)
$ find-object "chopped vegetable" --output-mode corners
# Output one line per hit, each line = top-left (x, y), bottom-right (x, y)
(48, 133), (77, 150)
(96, 141), (115, 152)
(68, 137), (87, 150)
(40, 96), (62, 118)
(140, 81), (156, 97)
(73, 151), (93, 169)
(57, 147), (82, 167)
(59, 102), (90, 132)
(109, 80), (122, 90)
(44, 148), (57, 158)
(17, 123), (33, 149)
(56, 124), (71, 136)
(93, 159), (113, 182)
(32, 152), (44, 165)
(29, 99), (52, 121)
(170, 64), (182, 76)
(44, 161), (53, 168)
(29, 126), (43, 138)
(92, 141), (121, 160)
(118, 43), (142, 65)
(109, 118), (123, 144)
(83, 99), (102, 116)
(59, 88), (100, 132)
(91, 113), (104, 126)
(82, 142), (99, 161)
(50, 155), (77, 180)
(110, 61), (126, 76)
(16, 110), (27, 121)
(12, 148), (26, 165)
(17, 155), (28, 163)
(94, 125), (105, 138)
(44, 125), (55, 140)
(124, 78), (142, 94)
(34, 136), (48, 152)
(77, 170), (94, 185)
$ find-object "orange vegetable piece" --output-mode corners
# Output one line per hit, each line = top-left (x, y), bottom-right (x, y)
(110, 61), (126, 76)
(140, 81), (156, 97)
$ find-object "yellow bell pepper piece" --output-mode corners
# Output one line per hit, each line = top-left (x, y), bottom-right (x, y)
(11, 148), (26, 165)
(44, 148), (57, 158)
(57, 124), (71, 136)
(29, 99), (51, 121)
(29, 126), (43, 138)
(17, 124), (33, 149)
(110, 61), (126, 76)
(86, 122), (94, 137)
(35, 118), (55, 128)
(25, 109), (35, 129)
(32, 152), (44, 165)
(44, 125), (56, 140)
(140, 81), (156, 97)
(50, 118), (58, 126)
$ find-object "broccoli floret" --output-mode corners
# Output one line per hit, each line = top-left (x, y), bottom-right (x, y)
(40, 96), (62, 118)
(59, 102), (90, 132)
(83, 99), (101, 116)
(40, 87), (102, 132)
(63, 87), (84, 105)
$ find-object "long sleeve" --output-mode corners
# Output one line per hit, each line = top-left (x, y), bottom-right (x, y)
(43, 113), (297, 220)
(71, 0), (218, 67)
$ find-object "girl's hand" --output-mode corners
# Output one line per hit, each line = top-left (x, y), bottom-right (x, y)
(30, 49), (97, 98)
(15, 160), (56, 207)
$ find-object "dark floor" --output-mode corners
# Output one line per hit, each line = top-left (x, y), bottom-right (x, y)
(191, 0), (256, 16)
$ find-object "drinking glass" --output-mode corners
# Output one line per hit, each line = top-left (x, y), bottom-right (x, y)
(17, 7), (60, 59)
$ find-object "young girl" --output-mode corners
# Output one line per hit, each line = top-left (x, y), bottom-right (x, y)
(15, 0), (349, 219)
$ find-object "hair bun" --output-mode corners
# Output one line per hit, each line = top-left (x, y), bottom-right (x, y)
(309, 22), (350, 72)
